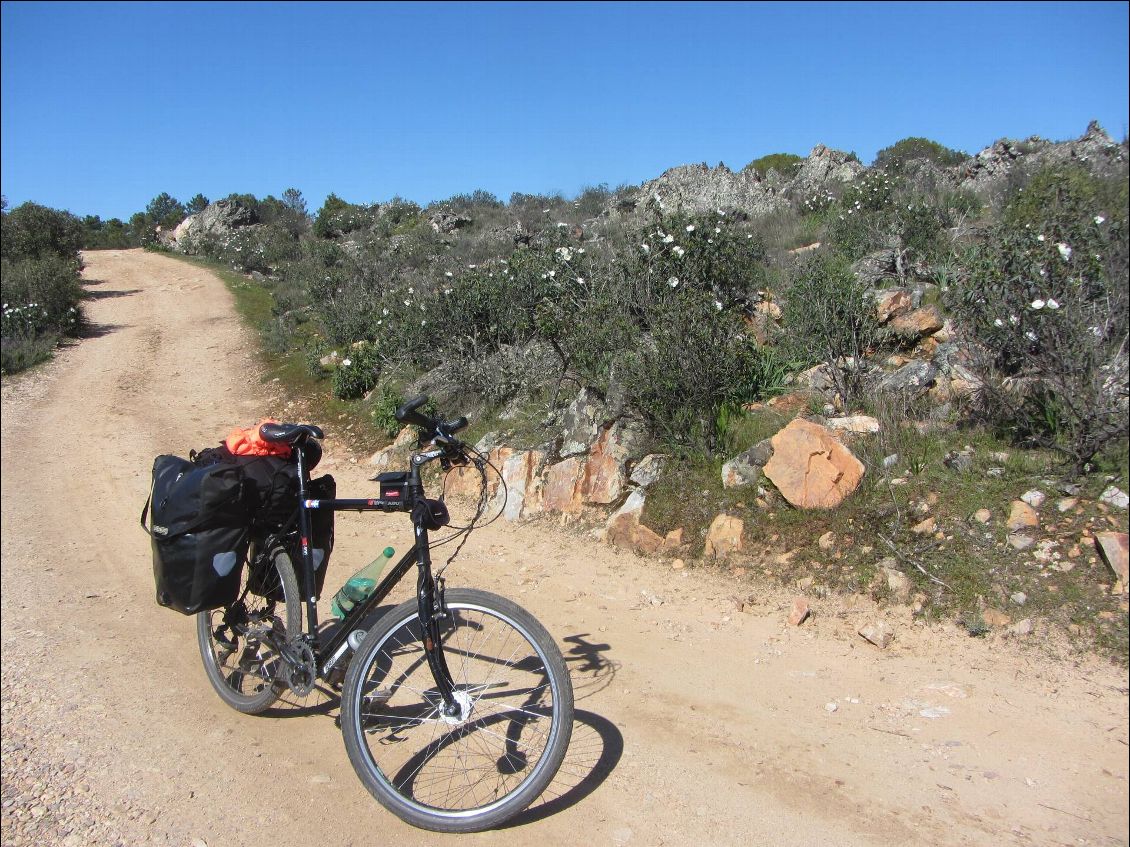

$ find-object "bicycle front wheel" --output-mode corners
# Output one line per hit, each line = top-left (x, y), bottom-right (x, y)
(340, 588), (574, 833)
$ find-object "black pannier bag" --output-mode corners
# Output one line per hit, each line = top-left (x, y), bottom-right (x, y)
(143, 455), (251, 615)
(248, 473), (336, 602)
(233, 455), (301, 528)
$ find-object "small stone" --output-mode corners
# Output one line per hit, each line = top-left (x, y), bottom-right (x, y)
(1094, 532), (1129, 585)
(671, 558), (685, 570)
(883, 453), (900, 469)
(1007, 618), (1034, 637)
(818, 531), (836, 550)
(858, 620), (892, 648)
(919, 706), (951, 719)
(1007, 501), (1039, 531)
(1010, 592), (1027, 606)
(1056, 497), (1079, 513)
(989, 451), (1011, 464)
(973, 508), (992, 524)
(788, 597), (811, 626)
(912, 516), (937, 535)
(1020, 490), (1046, 508)
(1099, 486), (1129, 509)
(981, 608), (1012, 628)
(310, 774), (332, 784)
(986, 467), (1005, 478)
(824, 701), (839, 713)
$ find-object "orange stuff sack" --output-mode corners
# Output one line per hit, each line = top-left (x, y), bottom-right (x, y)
(224, 418), (292, 458)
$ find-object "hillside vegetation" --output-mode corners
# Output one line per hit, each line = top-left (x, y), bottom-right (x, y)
(4, 124), (1127, 657)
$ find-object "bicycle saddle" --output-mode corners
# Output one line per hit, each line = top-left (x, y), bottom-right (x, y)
(259, 422), (324, 444)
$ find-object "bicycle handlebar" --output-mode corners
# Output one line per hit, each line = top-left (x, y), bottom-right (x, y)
(395, 395), (468, 442)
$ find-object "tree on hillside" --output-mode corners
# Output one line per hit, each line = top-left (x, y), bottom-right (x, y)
(186, 193), (210, 215)
(874, 137), (967, 171)
(145, 193), (187, 235)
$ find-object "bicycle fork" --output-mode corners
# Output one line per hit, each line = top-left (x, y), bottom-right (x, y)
(414, 523), (460, 717)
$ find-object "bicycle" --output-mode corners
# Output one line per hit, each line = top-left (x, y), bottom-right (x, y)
(194, 395), (575, 833)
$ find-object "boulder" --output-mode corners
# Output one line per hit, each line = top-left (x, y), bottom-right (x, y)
(602, 490), (664, 555)
(1094, 532), (1129, 585)
(169, 198), (260, 253)
(428, 211), (472, 234)
(889, 305), (945, 341)
(704, 514), (744, 559)
(874, 360), (938, 397)
(497, 450), (546, 522)
(762, 418), (865, 509)
(722, 438), (772, 489)
(636, 162), (788, 218)
(630, 454), (668, 488)
(581, 419), (649, 504)
(560, 387), (606, 457)
(825, 415), (880, 435)
(368, 426), (418, 473)
(874, 288), (913, 324)
(541, 458), (585, 513)
(1006, 500), (1039, 532)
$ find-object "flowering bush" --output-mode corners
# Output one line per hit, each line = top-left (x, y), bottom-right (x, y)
(331, 342), (381, 400)
(949, 164), (1129, 473)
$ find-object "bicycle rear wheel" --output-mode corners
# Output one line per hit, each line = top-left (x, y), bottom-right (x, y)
(340, 588), (574, 832)
(196, 545), (300, 714)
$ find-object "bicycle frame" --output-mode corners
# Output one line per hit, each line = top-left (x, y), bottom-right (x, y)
(282, 440), (459, 711)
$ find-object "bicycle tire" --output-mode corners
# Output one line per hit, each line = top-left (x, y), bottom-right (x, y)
(196, 545), (300, 714)
(340, 588), (574, 832)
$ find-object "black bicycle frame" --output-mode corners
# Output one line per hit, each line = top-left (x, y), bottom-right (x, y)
(289, 443), (458, 711)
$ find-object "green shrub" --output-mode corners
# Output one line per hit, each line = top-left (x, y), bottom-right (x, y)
(1, 202), (85, 261)
(370, 385), (405, 436)
(743, 152), (803, 176)
(313, 193), (376, 239)
(331, 342), (381, 399)
(874, 137), (967, 171)
(780, 251), (879, 407)
(948, 164), (1129, 474)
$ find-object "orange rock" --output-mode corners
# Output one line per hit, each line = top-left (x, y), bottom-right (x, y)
(580, 428), (626, 504)
(1007, 500), (1039, 532)
(889, 305), (944, 339)
(541, 458), (584, 513)
(874, 288), (912, 323)
(788, 597), (811, 626)
(704, 514), (744, 559)
(762, 418), (865, 509)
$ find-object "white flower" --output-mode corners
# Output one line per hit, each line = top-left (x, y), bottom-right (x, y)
(1009, 314), (1020, 325)
(341, 358), (352, 367)
(1056, 243), (1072, 261)
(685, 225), (695, 232)
(672, 245), (685, 257)
(1031, 299), (1045, 310)
(403, 300), (411, 307)
(421, 320), (427, 326)
(444, 271), (453, 278)
(662, 234), (675, 244)
(443, 288), (452, 295)
(1025, 330), (1038, 342)
(382, 308), (389, 315)
(640, 243), (651, 253)
(716, 209), (725, 215)
(576, 277), (585, 285)
(1046, 298), (1060, 310)
(547, 270), (555, 278)
(468, 264), (476, 269)
(407, 286), (414, 294)
(1037, 234), (1045, 242)
(1094, 215), (1105, 224)
(555, 247), (573, 262)
(667, 276), (680, 288)
(714, 300), (723, 311)
(994, 318), (1004, 327)
(714, 227), (721, 234)
(707, 239), (714, 244)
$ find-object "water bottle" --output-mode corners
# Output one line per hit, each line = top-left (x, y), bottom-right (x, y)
(331, 546), (395, 619)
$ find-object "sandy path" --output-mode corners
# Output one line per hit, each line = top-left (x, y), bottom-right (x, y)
(1, 249), (1127, 847)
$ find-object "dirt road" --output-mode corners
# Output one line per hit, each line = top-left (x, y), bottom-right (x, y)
(2, 249), (1127, 847)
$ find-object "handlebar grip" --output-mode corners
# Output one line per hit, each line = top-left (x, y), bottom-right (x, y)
(443, 416), (468, 435)
(395, 395), (433, 427)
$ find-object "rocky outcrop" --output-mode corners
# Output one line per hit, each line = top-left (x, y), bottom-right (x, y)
(789, 144), (865, 195)
(428, 211), (473, 234)
(637, 162), (788, 217)
(168, 198), (259, 252)
(762, 418), (865, 509)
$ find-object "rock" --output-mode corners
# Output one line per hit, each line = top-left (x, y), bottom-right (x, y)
(1099, 486), (1129, 509)
(169, 197), (259, 252)
(888, 305), (945, 340)
(630, 454), (668, 488)
(1011, 592), (1028, 606)
(1094, 532), (1129, 585)
(1008, 534), (1035, 550)
(1056, 497), (1079, 513)
(874, 288), (913, 324)
(818, 531), (836, 550)
(882, 453), (900, 469)
(824, 701), (839, 713)
(560, 387), (606, 457)
(722, 439), (773, 489)
(1020, 490), (1046, 509)
(367, 426), (418, 472)
(637, 161), (790, 218)
(541, 458), (585, 513)
(581, 429), (628, 505)
(943, 448), (974, 473)
(858, 620), (893, 648)
(661, 528), (685, 554)
(912, 516), (937, 535)
(794, 364), (836, 393)
(497, 450), (546, 522)
(874, 360), (938, 397)
(981, 608), (1011, 628)
(428, 211), (472, 233)
(762, 418), (865, 509)
(602, 490), (646, 546)
(986, 467), (1005, 478)
(973, 508), (992, 524)
(825, 415), (881, 434)
(1007, 618), (1034, 637)
(704, 514), (744, 559)
(883, 566), (912, 603)
(1007, 500), (1039, 532)
(788, 597), (811, 626)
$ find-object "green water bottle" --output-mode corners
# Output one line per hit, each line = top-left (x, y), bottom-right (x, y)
(331, 546), (395, 619)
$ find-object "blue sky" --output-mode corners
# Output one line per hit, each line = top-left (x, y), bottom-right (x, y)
(2, 1), (1127, 221)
